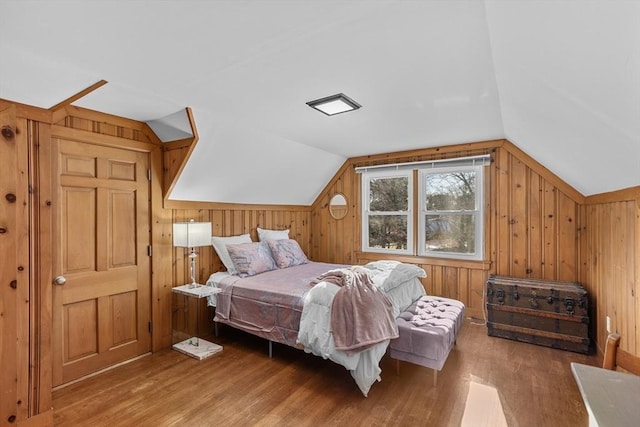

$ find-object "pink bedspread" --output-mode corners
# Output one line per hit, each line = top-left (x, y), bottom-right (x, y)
(214, 262), (346, 347)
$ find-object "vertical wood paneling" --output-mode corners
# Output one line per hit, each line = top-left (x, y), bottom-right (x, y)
(33, 121), (53, 414)
(310, 141), (584, 320)
(558, 192), (578, 281)
(495, 146), (511, 276)
(581, 190), (639, 359)
(510, 157), (528, 277)
(171, 206), (312, 286)
(543, 182), (558, 280)
(528, 171), (543, 277)
(8, 91), (637, 423)
(0, 107), (30, 423)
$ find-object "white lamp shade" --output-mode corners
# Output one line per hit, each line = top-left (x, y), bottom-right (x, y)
(173, 221), (212, 248)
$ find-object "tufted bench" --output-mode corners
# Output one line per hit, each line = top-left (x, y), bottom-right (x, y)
(390, 295), (465, 386)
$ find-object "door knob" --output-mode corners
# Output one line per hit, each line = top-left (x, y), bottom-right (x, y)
(54, 276), (66, 285)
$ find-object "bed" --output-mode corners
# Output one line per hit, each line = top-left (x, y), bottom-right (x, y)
(205, 238), (426, 396)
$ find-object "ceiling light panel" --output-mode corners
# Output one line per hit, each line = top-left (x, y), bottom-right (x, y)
(307, 93), (361, 116)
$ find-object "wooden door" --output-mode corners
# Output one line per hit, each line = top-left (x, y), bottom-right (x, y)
(52, 137), (151, 386)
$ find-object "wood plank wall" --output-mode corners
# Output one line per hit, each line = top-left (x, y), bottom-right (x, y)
(169, 205), (312, 283)
(0, 105), (31, 424)
(581, 187), (640, 357)
(310, 140), (585, 319)
(2, 93), (638, 427)
(168, 204), (312, 335)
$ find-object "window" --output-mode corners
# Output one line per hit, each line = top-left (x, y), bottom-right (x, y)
(359, 155), (488, 261)
(418, 166), (483, 260)
(361, 170), (413, 254)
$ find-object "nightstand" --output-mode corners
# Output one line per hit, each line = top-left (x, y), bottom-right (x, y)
(172, 284), (223, 360)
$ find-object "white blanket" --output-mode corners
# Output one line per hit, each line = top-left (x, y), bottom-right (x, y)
(297, 261), (426, 396)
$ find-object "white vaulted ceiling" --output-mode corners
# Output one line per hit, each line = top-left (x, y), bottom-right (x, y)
(1, 0), (638, 204)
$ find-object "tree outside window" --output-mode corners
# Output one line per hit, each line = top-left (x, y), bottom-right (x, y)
(423, 171), (477, 255)
(362, 173), (412, 253)
(360, 160), (485, 261)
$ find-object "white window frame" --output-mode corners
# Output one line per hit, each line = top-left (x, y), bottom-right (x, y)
(361, 169), (413, 255)
(417, 165), (484, 261)
(358, 154), (488, 260)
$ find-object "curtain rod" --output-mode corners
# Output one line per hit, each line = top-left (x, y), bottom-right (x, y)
(354, 154), (491, 173)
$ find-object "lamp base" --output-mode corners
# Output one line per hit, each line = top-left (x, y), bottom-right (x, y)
(172, 337), (223, 360)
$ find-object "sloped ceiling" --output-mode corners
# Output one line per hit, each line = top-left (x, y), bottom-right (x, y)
(0, 1), (637, 205)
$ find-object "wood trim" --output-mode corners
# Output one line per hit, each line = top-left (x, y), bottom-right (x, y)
(48, 80), (108, 112)
(55, 105), (149, 132)
(16, 116), (31, 422)
(163, 107), (199, 202)
(636, 198), (640, 357)
(501, 140), (585, 204)
(162, 137), (196, 151)
(0, 98), (52, 123)
(355, 251), (492, 271)
(31, 121), (53, 415)
(584, 186), (640, 205)
(51, 125), (157, 152)
(150, 146), (173, 351)
(17, 409), (53, 427)
(164, 199), (311, 212)
(349, 139), (505, 166)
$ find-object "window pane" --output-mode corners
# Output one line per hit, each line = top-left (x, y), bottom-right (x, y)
(369, 177), (408, 211)
(368, 215), (407, 250)
(425, 172), (476, 211)
(424, 214), (475, 254)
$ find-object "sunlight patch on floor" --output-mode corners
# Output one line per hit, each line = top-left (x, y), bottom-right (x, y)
(461, 380), (508, 427)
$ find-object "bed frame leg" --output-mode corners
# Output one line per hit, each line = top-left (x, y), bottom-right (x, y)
(268, 340), (273, 358)
(396, 359), (400, 375)
(214, 322), (218, 337)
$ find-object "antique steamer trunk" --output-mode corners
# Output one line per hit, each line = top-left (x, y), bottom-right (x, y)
(486, 275), (590, 354)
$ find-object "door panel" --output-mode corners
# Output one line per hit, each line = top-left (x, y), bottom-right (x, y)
(52, 138), (151, 386)
(63, 187), (97, 273)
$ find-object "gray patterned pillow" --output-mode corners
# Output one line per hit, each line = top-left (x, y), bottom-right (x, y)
(226, 241), (277, 277)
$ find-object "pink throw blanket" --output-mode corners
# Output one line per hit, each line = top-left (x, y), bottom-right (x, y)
(317, 266), (398, 354)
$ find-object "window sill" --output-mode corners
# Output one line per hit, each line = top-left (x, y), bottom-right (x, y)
(355, 251), (492, 271)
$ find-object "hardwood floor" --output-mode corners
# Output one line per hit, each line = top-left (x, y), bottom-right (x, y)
(52, 319), (597, 426)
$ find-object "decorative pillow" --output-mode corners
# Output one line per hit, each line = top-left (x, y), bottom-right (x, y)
(211, 233), (252, 275)
(267, 239), (309, 269)
(257, 227), (289, 241)
(226, 241), (277, 277)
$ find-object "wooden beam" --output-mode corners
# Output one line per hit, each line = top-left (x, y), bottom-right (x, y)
(163, 199), (311, 212)
(163, 107), (200, 203)
(48, 80), (108, 112)
(584, 185), (640, 205)
(0, 98), (52, 123)
(162, 137), (194, 151)
(349, 139), (505, 166)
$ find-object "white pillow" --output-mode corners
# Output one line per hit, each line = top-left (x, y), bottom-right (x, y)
(257, 227), (289, 241)
(211, 233), (252, 275)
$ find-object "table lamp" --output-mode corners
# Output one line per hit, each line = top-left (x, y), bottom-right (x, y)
(173, 220), (212, 288)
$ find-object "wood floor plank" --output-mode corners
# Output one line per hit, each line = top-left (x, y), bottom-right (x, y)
(53, 319), (596, 426)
